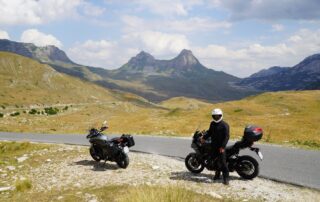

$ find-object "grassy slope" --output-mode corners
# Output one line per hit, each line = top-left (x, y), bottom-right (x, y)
(0, 52), (319, 148)
(0, 51), (151, 105)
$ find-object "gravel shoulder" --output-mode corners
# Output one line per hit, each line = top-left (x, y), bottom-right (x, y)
(1, 143), (320, 201)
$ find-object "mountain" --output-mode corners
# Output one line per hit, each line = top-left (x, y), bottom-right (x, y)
(238, 54), (320, 90)
(103, 49), (258, 102)
(0, 39), (258, 102)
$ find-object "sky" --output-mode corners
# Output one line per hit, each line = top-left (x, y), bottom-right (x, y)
(0, 0), (320, 77)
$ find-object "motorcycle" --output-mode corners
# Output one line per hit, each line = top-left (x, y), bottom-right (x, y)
(86, 123), (135, 169)
(185, 125), (263, 179)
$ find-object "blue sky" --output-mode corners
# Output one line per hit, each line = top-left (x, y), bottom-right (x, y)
(0, 0), (320, 77)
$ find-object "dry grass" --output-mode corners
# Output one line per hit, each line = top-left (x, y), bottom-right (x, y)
(4, 184), (222, 202)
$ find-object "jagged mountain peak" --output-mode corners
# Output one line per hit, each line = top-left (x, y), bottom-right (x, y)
(136, 50), (154, 59)
(173, 49), (199, 66)
(128, 51), (155, 64)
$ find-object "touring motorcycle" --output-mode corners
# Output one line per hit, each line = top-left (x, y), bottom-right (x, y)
(86, 124), (135, 169)
(185, 125), (263, 179)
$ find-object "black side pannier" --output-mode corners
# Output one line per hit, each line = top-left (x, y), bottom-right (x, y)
(243, 125), (263, 142)
(121, 134), (135, 147)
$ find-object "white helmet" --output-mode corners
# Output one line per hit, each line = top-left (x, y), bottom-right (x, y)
(211, 108), (223, 123)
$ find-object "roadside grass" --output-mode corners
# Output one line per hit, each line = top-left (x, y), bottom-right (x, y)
(0, 141), (49, 165)
(4, 185), (224, 202)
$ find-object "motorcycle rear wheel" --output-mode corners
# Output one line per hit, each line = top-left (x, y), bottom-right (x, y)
(116, 153), (129, 169)
(236, 155), (259, 179)
(185, 153), (204, 173)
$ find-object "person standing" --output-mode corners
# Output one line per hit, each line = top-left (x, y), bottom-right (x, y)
(201, 108), (230, 185)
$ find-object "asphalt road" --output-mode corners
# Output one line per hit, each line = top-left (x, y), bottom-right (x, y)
(1, 132), (319, 190)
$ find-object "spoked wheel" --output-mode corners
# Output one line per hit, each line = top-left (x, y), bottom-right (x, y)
(116, 153), (129, 169)
(236, 155), (259, 179)
(90, 146), (102, 162)
(185, 153), (204, 174)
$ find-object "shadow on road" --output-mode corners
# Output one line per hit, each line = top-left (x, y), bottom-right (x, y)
(170, 171), (245, 184)
(72, 159), (119, 171)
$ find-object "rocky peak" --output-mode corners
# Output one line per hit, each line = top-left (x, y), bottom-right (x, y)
(35, 45), (74, 64)
(129, 51), (155, 64)
(173, 49), (199, 66)
(293, 53), (320, 73)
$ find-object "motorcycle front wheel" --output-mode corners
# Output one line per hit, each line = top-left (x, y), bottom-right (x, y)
(90, 145), (102, 162)
(185, 153), (204, 173)
(116, 153), (129, 169)
(236, 155), (259, 179)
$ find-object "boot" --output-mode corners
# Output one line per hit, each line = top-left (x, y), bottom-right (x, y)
(223, 177), (229, 185)
(213, 171), (221, 180)
(223, 172), (229, 185)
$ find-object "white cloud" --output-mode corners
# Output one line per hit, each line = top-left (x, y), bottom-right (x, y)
(82, 2), (106, 17)
(123, 31), (190, 55)
(68, 39), (137, 68)
(20, 29), (62, 48)
(0, 30), (10, 39)
(133, 0), (188, 16)
(0, 0), (105, 25)
(272, 24), (284, 32)
(194, 29), (320, 77)
(122, 15), (231, 33)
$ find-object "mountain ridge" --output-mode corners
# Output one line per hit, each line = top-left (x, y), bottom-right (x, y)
(238, 53), (320, 90)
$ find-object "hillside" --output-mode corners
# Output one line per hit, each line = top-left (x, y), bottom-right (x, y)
(238, 53), (320, 90)
(0, 52), (154, 106)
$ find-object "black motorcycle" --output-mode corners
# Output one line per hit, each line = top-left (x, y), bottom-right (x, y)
(185, 125), (263, 179)
(86, 126), (135, 169)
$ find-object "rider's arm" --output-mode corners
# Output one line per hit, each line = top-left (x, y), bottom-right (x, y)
(220, 123), (230, 149)
(203, 122), (213, 140)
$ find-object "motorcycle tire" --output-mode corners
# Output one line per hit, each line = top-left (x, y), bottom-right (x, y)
(90, 145), (102, 162)
(236, 155), (259, 179)
(116, 153), (129, 169)
(185, 153), (204, 174)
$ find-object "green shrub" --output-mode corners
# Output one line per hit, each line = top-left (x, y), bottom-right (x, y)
(29, 109), (37, 115)
(1, 105), (5, 109)
(10, 112), (20, 116)
(0, 113), (3, 118)
(44, 107), (59, 115)
(63, 106), (68, 111)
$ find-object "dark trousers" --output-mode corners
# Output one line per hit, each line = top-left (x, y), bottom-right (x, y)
(212, 149), (229, 179)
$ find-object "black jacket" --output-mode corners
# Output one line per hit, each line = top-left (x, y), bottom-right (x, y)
(203, 120), (230, 149)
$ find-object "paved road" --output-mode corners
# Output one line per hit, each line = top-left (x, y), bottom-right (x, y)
(1, 132), (319, 190)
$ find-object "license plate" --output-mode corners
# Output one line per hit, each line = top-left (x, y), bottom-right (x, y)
(123, 146), (129, 154)
(257, 151), (263, 160)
